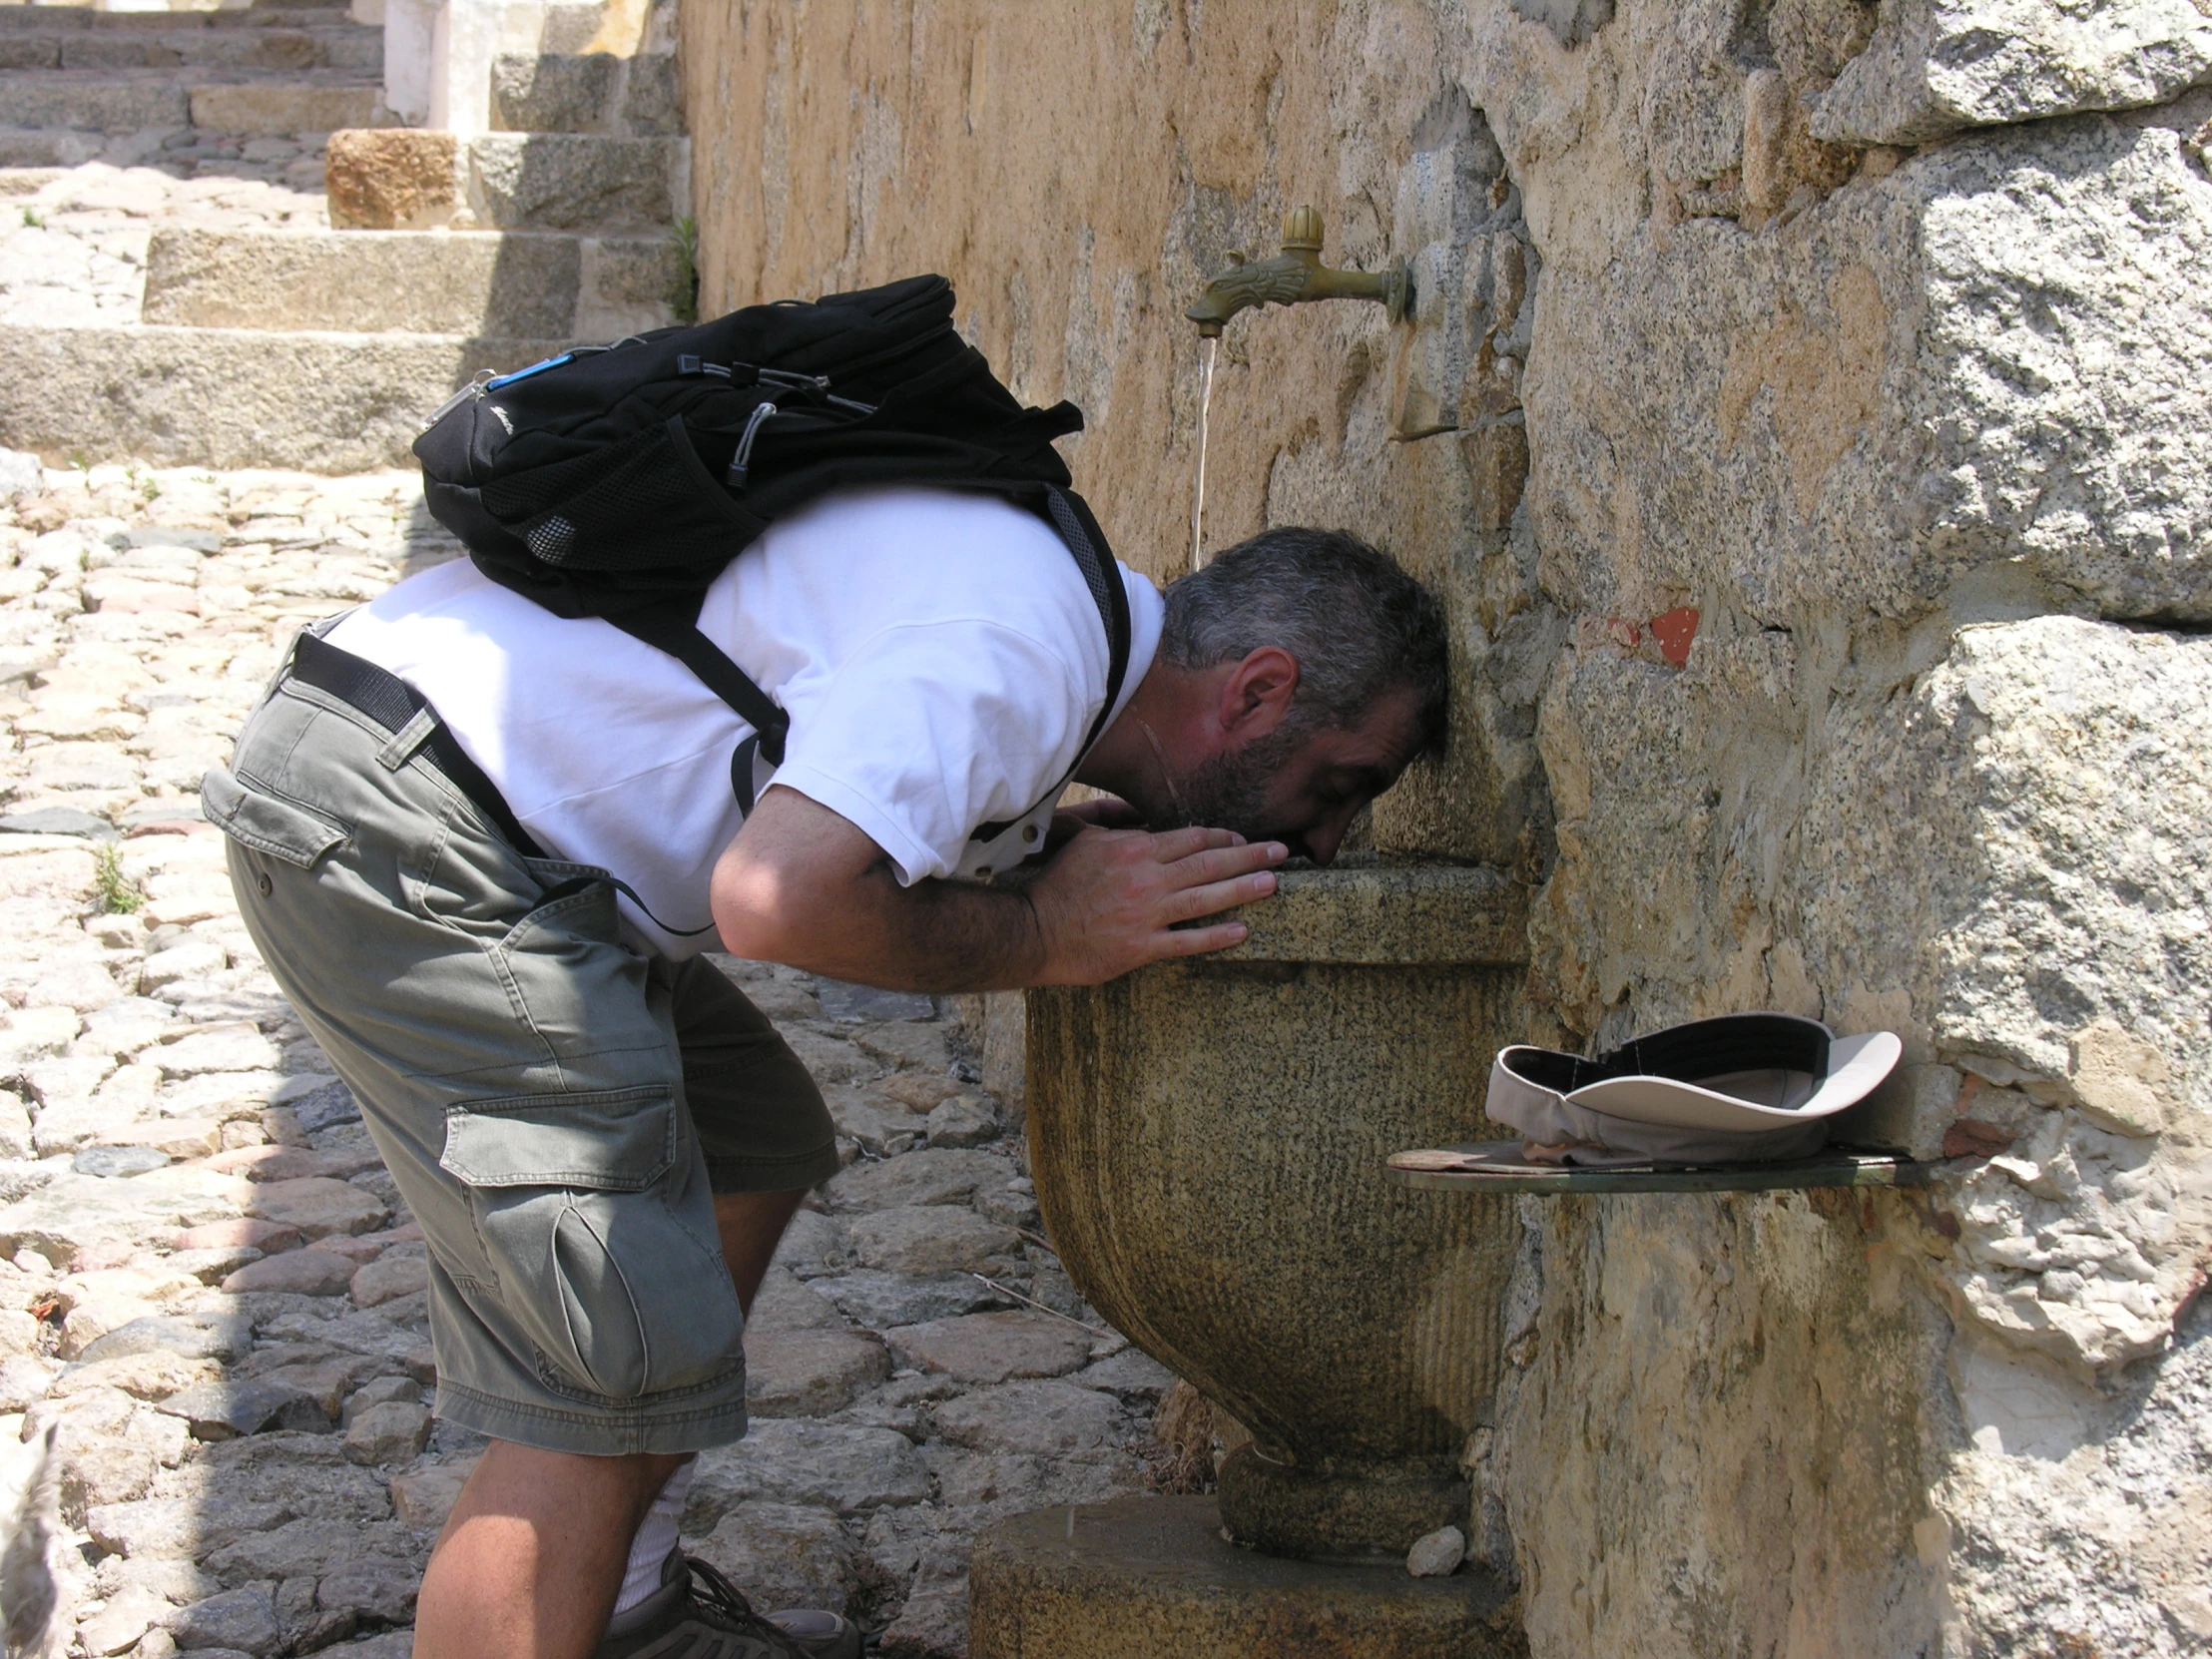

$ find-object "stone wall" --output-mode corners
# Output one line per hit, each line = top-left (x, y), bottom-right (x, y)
(684, 2), (2212, 1651)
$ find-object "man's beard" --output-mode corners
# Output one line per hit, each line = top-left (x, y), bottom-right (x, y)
(1151, 723), (1305, 840)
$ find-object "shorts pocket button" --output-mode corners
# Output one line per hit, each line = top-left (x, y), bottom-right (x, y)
(257, 872), (274, 896)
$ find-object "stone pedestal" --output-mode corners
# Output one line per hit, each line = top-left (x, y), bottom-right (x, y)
(968, 1496), (1524, 1659)
(1024, 860), (1530, 1560)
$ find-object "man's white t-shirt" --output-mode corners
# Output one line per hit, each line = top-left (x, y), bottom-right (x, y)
(326, 486), (1163, 958)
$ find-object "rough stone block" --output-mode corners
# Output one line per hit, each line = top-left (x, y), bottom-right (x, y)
(77, 1310), (252, 1367)
(924, 1094), (998, 1148)
(969, 1496), (1518, 1659)
(845, 1207), (1024, 1277)
(0, 74), (188, 132)
(323, 126), (455, 230)
(928, 1380), (1126, 1459)
(885, 1312), (1095, 1386)
(1536, 113), (2212, 633)
(347, 1252), (425, 1307)
(686, 1503), (858, 1622)
(826, 1148), (1005, 1213)
(338, 1375), (418, 1426)
(154, 1378), (322, 1440)
(744, 1329), (890, 1417)
(341, 1399), (430, 1465)
(218, 1249), (353, 1297)
(807, 1269), (1014, 1330)
(489, 51), (616, 133)
(187, 82), (379, 137)
(683, 1421), (931, 1525)
(575, 233), (682, 335)
(243, 1176), (385, 1239)
(174, 1218), (298, 1256)
(1814, 0), (2212, 145)
(619, 52), (683, 136)
(315, 1555), (418, 1625)
(0, 322), (573, 472)
(169, 1583), (280, 1657)
(87, 1494), (286, 1561)
(142, 228), (583, 337)
(464, 133), (676, 230)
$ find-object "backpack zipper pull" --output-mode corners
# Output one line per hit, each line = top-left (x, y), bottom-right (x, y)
(420, 368), (494, 431)
(726, 400), (778, 488)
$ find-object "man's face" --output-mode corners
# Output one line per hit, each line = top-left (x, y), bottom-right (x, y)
(1166, 689), (1427, 862)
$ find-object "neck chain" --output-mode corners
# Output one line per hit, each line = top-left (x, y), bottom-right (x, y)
(1135, 717), (1188, 823)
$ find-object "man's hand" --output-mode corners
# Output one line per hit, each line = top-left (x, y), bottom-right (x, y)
(1044, 793), (1145, 852)
(1024, 825), (1285, 985)
(712, 787), (1284, 992)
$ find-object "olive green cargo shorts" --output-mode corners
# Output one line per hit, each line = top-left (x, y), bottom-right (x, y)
(208, 672), (839, 1455)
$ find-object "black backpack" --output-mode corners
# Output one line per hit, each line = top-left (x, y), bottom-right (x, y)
(413, 274), (1131, 818)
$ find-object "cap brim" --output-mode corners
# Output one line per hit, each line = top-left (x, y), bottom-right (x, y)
(1565, 1031), (1903, 1133)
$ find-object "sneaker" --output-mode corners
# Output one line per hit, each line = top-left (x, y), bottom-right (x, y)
(595, 1549), (862, 1659)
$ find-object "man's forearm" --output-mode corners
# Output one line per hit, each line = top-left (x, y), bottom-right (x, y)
(754, 859), (1045, 993)
(712, 785), (1283, 993)
(712, 789), (1047, 991)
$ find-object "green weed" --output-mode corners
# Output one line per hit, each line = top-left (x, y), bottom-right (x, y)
(93, 842), (144, 914)
(19, 208), (42, 230)
(669, 215), (701, 325)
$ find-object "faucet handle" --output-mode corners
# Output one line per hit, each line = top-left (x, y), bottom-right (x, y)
(1280, 205), (1325, 253)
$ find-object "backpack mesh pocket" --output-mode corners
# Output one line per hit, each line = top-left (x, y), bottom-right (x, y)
(481, 419), (748, 573)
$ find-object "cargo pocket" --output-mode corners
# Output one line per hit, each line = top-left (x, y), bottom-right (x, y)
(202, 766), (348, 868)
(439, 1087), (744, 1402)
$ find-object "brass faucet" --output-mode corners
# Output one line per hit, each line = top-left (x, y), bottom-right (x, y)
(1186, 205), (1411, 337)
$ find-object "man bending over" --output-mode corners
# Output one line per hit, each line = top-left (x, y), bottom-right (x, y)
(207, 487), (1445, 1659)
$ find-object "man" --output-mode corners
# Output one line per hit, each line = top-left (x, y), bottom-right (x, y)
(207, 484), (1445, 1659)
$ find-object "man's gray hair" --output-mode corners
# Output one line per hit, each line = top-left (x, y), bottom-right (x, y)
(1160, 528), (1447, 750)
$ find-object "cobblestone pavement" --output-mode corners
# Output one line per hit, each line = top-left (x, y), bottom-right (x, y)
(0, 459), (1169, 1659)
(0, 158), (326, 329)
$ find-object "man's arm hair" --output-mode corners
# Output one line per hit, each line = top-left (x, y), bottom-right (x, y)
(710, 785), (1285, 992)
(711, 786), (1042, 991)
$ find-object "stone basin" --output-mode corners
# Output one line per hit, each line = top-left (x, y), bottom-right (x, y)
(1026, 857), (1529, 1561)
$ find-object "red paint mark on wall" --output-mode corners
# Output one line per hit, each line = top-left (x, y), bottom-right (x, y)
(1649, 607), (1700, 668)
(1605, 618), (1641, 651)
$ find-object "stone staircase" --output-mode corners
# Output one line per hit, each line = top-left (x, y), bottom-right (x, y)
(0, 0), (687, 472)
(0, 0), (385, 175)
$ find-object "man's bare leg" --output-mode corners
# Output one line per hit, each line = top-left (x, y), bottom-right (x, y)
(714, 1187), (810, 1311)
(415, 1444), (687, 1659)
(412, 1190), (808, 1659)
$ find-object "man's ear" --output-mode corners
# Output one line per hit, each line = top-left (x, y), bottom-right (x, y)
(1218, 647), (1301, 739)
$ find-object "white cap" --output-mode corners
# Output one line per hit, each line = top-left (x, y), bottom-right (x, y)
(1483, 1013), (1903, 1166)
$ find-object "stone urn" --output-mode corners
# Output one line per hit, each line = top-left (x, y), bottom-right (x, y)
(1026, 858), (1529, 1560)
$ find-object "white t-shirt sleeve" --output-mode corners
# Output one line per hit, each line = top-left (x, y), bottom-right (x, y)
(766, 619), (1096, 884)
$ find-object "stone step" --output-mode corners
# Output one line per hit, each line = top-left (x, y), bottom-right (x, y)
(0, 24), (379, 73)
(488, 51), (680, 137)
(464, 132), (684, 230)
(0, 69), (389, 136)
(141, 227), (683, 338)
(0, 321), (571, 472)
(0, 7), (363, 31)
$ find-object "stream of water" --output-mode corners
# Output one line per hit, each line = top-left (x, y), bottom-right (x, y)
(1189, 332), (1218, 571)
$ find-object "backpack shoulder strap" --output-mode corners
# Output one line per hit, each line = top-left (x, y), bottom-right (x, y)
(970, 486), (1132, 843)
(608, 602), (792, 769)
(1043, 487), (1132, 761)
(613, 487), (1131, 841)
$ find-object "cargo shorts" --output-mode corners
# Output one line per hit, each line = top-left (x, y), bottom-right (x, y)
(207, 658), (841, 1455)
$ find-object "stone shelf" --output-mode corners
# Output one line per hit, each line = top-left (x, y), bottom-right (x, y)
(1386, 1142), (1945, 1194)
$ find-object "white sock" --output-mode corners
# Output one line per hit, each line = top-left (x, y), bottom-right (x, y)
(613, 1460), (696, 1618)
